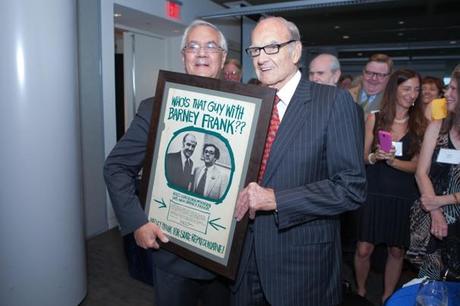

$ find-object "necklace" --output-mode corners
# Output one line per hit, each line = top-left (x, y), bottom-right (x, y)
(394, 116), (409, 124)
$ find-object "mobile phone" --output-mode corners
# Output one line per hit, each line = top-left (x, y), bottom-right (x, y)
(378, 130), (392, 153)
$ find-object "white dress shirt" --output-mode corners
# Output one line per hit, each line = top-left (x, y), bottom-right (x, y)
(276, 70), (301, 121)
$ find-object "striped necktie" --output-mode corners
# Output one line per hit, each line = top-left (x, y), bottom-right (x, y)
(359, 93), (370, 109)
(258, 95), (280, 183)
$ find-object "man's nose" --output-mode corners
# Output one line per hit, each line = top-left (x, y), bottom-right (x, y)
(256, 55), (268, 67)
(197, 47), (208, 56)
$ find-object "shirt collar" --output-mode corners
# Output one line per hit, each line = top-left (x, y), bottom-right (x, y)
(360, 89), (378, 102)
(277, 70), (301, 105)
(276, 70), (301, 120)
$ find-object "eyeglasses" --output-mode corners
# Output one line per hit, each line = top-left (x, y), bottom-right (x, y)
(245, 40), (297, 57)
(183, 41), (224, 54)
(363, 69), (390, 80)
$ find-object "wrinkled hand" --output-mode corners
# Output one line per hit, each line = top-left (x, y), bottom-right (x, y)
(235, 182), (276, 221)
(134, 222), (169, 249)
(430, 209), (448, 240)
(420, 194), (441, 212)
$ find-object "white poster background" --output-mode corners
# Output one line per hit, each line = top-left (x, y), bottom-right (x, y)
(147, 84), (258, 264)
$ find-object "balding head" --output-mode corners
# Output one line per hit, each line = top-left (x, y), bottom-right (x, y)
(308, 53), (341, 86)
(247, 16), (302, 90)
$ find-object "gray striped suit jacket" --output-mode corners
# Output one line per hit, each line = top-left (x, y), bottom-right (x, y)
(233, 78), (367, 306)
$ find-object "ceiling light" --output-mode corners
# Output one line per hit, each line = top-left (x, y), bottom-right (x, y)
(357, 52), (363, 56)
(398, 20), (405, 25)
(450, 40), (457, 44)
(342, 35), (350, 39)
(397, 32), (404, 36)
(334, 25), (340, 30)
(114, 13), (122, 18)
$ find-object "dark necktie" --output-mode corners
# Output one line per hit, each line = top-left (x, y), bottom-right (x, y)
(195, 168), (207, 195)
(258, 95), (280, 183)
(184, 158), (192, 175)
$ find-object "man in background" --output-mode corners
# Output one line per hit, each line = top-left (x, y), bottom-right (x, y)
(223, 58), (242, 82)
(308, 53), (341, 86)
(349, 53), (393, 114)
(338, 74), (353, 90)
(104, 20), (229, 306)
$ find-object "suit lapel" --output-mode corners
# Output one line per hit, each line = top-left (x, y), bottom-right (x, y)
(263, 79), (312, 185)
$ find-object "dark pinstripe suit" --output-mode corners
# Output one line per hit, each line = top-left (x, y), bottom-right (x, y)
(232, 78), (367, 306)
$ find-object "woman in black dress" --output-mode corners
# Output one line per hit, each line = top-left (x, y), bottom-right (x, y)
(354, 69), (427, 303)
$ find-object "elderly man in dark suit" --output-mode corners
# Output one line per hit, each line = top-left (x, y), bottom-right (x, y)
(104, 20), (229, 306)
(232, 17), (366, 306)
(165, 133), (197, 190)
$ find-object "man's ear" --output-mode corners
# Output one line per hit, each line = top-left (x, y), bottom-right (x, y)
(181, 51), (186, 72)
(221, 52), (228, 69)
(333, 71), (341, 85)
(291, 41), (302, 64)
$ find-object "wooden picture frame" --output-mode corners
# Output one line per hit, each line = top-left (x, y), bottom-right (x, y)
(139, 70), (276, 280)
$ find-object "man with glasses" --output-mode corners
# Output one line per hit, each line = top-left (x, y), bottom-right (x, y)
(232, 16), (366, 306)
(104, 20), (229, 306)
(349, 53), (393, 114)
(193, 144), (228, 200)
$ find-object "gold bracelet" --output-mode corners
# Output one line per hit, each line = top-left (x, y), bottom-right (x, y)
(453, 192), (460, 204)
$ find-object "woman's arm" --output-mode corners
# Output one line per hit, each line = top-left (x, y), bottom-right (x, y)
(415, 120), (442, 196)
(386, 153), (418, 173)
(415, 120), (447, 239)
(364, 113), (376, 164)
(421, 192), (460, 211)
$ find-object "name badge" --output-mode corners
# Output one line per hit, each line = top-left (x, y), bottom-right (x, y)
(436, 148), (460, 165)
(392, 141), (403, 157)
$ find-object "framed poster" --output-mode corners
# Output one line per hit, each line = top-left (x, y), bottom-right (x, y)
(139, 70), (276, 280)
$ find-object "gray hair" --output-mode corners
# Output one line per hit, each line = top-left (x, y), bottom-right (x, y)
(180, 20), (228, 52)
(311, 53), (341, 72)
(317, 53), (340, 72)
(329, 55), (341, 72)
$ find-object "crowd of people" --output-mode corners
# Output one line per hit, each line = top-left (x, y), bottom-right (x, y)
(104, 16), (459, 306)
